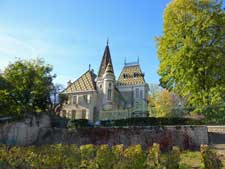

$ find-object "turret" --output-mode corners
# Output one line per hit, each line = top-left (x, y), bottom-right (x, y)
(96, 40), (115, 111)
(102, 63), (115, 110)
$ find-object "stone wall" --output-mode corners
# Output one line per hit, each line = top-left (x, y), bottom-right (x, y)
(36, 126), (208, 150)
(0, 114), (51, 146)
(208, 126), (225, 145)
(0, 120), (208, 150)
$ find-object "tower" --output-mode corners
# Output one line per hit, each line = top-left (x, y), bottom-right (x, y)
(102, 62), (115, 110)
(96, 41), (115, 111)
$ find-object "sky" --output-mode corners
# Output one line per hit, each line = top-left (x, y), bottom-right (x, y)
(0, 0), (172, 86)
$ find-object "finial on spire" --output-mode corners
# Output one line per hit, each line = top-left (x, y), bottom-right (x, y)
(124, 57), (127, 65)
(89, 64), (91, 71)
(106, 38), (109, 46)
(137, 56), (139, 64)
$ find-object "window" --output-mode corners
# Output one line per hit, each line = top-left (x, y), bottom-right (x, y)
(135, 88), (139, 98)
(108, 83), (112, 100)
(83, 95), (87, 103)
(87, 94), (91, 104)
(73, 95), (77, 104)
(123, 74), (127, 79)
(62, 110), (66, 117)
(72, 110), (76, 119)
(140, 90), (143, 99)
(82, 109), (86, 119)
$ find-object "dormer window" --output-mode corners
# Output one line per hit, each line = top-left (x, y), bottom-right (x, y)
(133, 73), (137, 78)
(123, 74), (128, 79)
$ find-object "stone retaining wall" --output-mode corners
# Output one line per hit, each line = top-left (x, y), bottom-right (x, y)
(208, 126), (225, 144)
(0, 119), (208, 150)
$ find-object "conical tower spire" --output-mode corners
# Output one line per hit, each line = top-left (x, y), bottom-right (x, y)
(98, 40), (114, 77)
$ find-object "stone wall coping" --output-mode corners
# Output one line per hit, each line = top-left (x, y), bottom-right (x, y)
(51, 125), (208, 130)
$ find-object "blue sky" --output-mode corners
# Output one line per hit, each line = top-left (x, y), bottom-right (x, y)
(0, 0), (172, 86)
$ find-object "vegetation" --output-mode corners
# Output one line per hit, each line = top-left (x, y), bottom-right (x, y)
(100, 117), (204, 126)
(67, 119), (89, 128)
(148, 88), (186, 117)
(0, 143), (223, 169)
(0, 58), (56, 117)
(157, 0), (225, 114)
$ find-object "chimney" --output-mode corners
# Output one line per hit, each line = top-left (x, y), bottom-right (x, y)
(67, 80), (72, 86)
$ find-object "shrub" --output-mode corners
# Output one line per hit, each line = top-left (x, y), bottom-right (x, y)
(200, 144), (222, 169)
(112, 144), (125, 169)
(100, 117), (203, 127)
(147, 143), (163, 168)
(67, 119), (89, 128)
(95, 144), (116, 169)
(80, 144), (96, 161)
(165, 146), (180, 169)
(123, 144), (146, 169)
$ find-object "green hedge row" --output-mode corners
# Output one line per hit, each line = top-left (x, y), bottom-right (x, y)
(66, 116), (225, 128)
(100, 117), (204, 127)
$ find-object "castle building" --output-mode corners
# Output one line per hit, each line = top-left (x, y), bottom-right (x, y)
(59, 42), (149, 122)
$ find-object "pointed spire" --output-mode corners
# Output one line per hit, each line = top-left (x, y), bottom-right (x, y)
(107, 38), (109, 46)
(98, 41), (114, 77)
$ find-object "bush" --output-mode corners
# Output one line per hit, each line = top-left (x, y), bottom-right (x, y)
(112, 144), (125, 169)
(123, 144), (146, 169)
(147, 143), (163, 168)
(80, 144), (96, 161)
(100, 117), (203, 127)
(165, 146), (180, 169)
(0, 144), (223, 169)
(67, 119), (89, 128)
(200, 144), (222, 169)
(95, 144), (115, 169)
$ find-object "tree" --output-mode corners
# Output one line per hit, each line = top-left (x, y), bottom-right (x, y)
(0, 75), (16, 116)
(0, 58), (55, 116)
(154, 89), (185, 117)
(148, 85), (186, 117)
(157, 0), (225, 112)
(148, 84), (162, 116)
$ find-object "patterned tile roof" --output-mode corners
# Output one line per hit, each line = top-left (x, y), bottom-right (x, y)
(117, 64), (145, 86)
(98, 45), (114, 77)
(62, 70), (97, 94)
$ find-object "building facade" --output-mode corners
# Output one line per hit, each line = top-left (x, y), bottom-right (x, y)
(59, 43), (149, 122)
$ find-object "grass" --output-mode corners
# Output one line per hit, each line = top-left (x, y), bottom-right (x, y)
(179, 150), (225, 169)
(179, 151), (202, 168)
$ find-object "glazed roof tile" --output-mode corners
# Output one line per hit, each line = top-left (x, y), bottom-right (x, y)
(62, 70), (97, 94)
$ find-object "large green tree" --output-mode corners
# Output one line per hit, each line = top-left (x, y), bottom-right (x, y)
(0, 58), (55, 116)
(157, 0), (225, 112)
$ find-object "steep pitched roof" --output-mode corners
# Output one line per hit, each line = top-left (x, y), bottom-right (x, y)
(98, 45), (114, 77)
(117, 64), (145, 86)
(62, 70), (97, 94)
